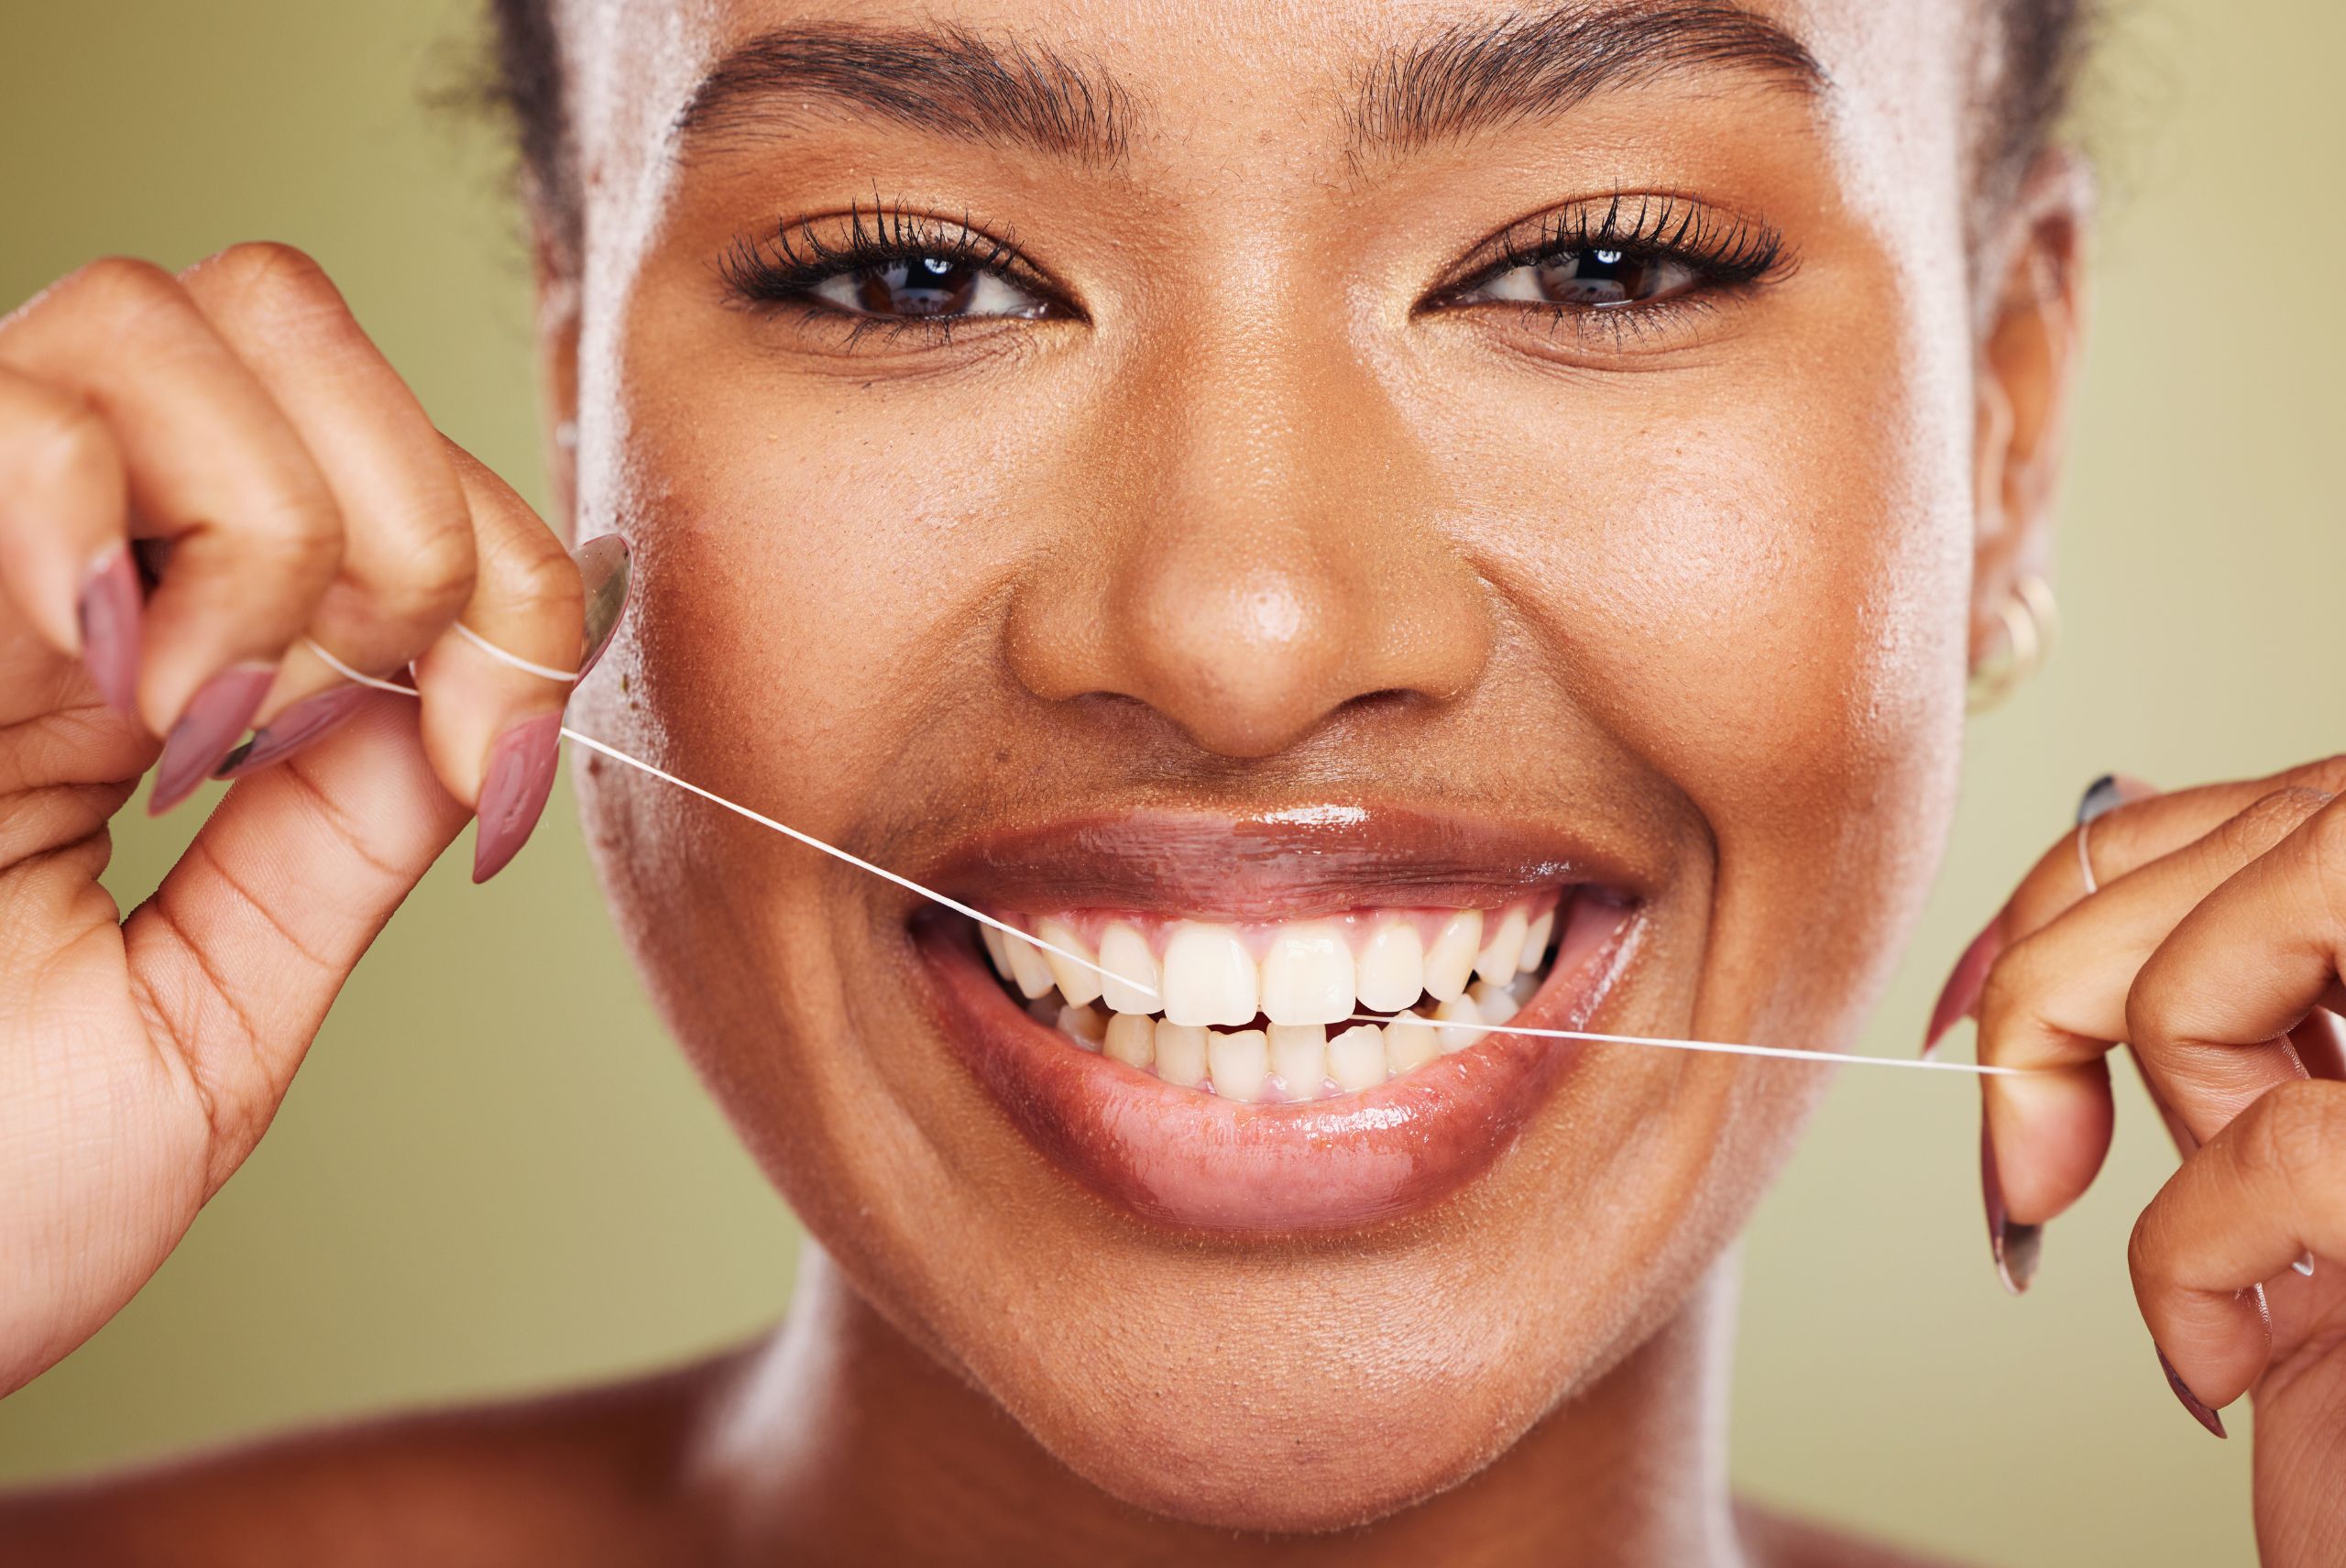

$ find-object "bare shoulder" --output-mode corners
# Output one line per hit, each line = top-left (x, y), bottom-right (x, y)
(1737, 1497), (1978, 1568)
(0, 1352), (742, 1568)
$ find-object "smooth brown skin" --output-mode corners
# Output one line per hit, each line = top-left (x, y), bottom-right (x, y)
(2, 0), (2342, 1563)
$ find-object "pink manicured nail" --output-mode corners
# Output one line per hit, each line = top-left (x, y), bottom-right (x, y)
(573, 533), (632, 679)
(1981, 1121), (2042, 1295)
(148, 662), (274, 814)
(214, 685), (371, 779)
(77, 547), (144, 717)
(2156, 1349), (2226, 1438)
(1923, 917), (2003, 1060)
(472, 711), (563, 883)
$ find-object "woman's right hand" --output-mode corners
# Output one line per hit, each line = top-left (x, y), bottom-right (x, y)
(0, 244), (611, 1396)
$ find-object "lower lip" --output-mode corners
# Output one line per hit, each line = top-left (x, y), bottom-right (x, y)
(916, 904), (1633, 1234)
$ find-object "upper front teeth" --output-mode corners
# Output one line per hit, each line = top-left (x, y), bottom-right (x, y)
(980, 896), (1568, 1101)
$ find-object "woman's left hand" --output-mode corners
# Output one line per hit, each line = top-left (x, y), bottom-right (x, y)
(1937, 760), (2346, 1566)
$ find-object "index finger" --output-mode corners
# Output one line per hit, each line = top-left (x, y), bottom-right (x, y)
(2002, 757), (2346, 943)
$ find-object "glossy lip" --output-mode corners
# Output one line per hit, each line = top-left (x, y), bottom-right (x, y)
(915, 806), (1651, 920)
(914, 878), (1640, 1236)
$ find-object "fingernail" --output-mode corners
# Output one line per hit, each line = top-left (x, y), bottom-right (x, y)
(2156, 1349), (2227, 1438)
(2077, 773), (2125, 825)
(1924, 916), (2002, 1060)
(1981, 1121), (2042, 1294)
(574, 533), (632, 679)
(472, 711), (563, 883)
(77, 547), (143, 717)
(149, 663), (275, 814)
(214, 685), (371, 779)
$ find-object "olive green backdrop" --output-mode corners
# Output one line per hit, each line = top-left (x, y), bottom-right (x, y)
(1, 5), (2337, 1563)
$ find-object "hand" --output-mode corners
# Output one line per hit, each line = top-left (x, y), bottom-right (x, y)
(1931, 762), (2346, 1567)
(0, 244), (619, 1396)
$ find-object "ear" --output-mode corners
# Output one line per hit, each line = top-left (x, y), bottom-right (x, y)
(531, 218), (583, 542)
(1969, 152), (2094, 680)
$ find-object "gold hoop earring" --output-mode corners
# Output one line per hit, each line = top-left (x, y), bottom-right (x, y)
(1967, 572), (2059, 713)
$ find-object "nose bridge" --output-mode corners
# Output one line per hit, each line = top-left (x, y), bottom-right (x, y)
(1007, 302), (1492, 760)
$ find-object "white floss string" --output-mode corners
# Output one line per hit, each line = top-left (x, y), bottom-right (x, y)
(315, 631), (2026, 1078)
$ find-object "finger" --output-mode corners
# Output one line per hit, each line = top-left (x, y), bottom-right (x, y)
(2128, 795), (2346, 1147)
(176, 244), (476, 772)
(119, 694), (470, 1190)
(411, 444), (582, 882)
(2128, 1080), (2346, 1421)
(0, 258), (344, 793)
(1979, 788), (2336, 1223)
(2001, 758), (2346, 943)
(0, 364), (140, 712)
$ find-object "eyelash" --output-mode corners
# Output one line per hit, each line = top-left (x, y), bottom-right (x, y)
(1441, 192), (1790, 341)
(716, 192), (1788, 352)
(717, 202), (1059, 348)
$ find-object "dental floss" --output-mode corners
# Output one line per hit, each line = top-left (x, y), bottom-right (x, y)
(319, 627), (2034, 1077)
(1343, 1014), (2023, 1077)
(557, 729), (1153, 997)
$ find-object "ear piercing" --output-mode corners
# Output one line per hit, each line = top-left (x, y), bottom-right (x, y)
(1967, 571), (2059, 713)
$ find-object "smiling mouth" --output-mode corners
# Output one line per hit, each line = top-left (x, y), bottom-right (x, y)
(909, 807), (1645, 1231)
(974, 891), (1628, 1103)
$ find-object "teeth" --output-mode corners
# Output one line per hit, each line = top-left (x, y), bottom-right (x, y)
(1518, 907), (1555, 972)
(1005, 929), (1058, 1000)
(1433, 992), (1484, 1053)
(1208, 1028), (1271, 1102)
(1354, 919), (1425, 1013)
(1474, 907), (1529, 985)
(1103, 1011), (1155, 1068)
(1467, 979), (1518, 1026)
(981, 923), (1014, 981)
(1260, 923), (1354, 1025)
(1328, 1023), (1387, 1092)
(1423, 910), (1483, 1002)
(1386, 1011), (1442, 1072)
(1057, 1002), (1107, 1047)
(986, 892), (1595, 1099)
(1267, 1023), (1329, 1099)
(1098, 922), (1159, 1014)
(1161, 922), (1259, 1027)
(1155, 1021), (1209, 1087)
(1037, 917), (1102, 1008)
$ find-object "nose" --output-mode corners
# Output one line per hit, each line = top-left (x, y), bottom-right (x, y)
(1005, 323), (1492, 760)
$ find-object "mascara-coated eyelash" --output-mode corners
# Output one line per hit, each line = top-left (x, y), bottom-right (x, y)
(718, 203), (1064, 335)
(1438, 192), (1788, 320)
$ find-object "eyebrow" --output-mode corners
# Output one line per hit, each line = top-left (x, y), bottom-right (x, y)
(1352, 1), (1828, 155)
(675, 22), (1131, 164)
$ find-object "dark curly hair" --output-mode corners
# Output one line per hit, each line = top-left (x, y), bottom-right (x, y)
(483, 0), (2093, 272)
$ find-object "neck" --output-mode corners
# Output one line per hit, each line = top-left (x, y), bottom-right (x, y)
(691, 1244), (1748, 1567)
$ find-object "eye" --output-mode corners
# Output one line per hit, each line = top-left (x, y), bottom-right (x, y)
(807, 253), (1051, 321)
(1457, 247), (1702, 310)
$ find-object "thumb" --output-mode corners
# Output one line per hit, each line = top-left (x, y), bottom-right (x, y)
(122, 692), (471, 1192)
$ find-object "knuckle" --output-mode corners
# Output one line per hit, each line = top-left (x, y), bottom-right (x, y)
(2221, 788), (2330, 861)
(2242, 1081), (2346, 1187)
(186, 242), (347, 327)
(48, 255), (186, 331)
(377, 517), (477, 627)
(485, 532), (584, 620)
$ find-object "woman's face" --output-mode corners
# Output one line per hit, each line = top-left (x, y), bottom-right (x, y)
(562, 0), (2019, 1530)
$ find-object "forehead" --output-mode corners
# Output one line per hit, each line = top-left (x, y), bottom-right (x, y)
(558, 0), (1978, 192)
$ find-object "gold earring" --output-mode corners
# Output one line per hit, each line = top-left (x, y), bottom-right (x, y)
(1967, 572), (2059, 713)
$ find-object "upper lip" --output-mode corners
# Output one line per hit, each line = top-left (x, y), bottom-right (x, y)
(914, 806), (1653, 918)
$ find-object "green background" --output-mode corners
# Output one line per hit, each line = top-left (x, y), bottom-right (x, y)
(1, 4), (2338, 1562)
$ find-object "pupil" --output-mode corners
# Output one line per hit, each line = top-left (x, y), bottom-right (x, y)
(854, 256), (980, 316)
(1536, 247), (1646, 306)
